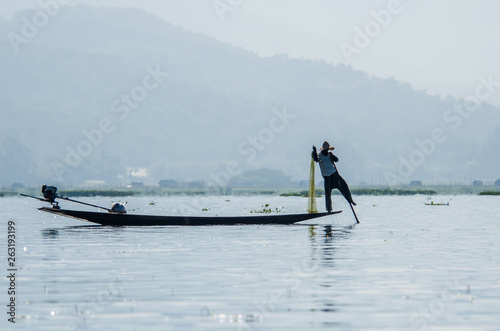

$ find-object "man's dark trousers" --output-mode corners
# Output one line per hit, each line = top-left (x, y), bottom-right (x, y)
(323, 172), (354, 212)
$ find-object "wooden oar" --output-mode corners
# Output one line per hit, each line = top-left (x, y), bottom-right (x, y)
(348, 201), (360, 224)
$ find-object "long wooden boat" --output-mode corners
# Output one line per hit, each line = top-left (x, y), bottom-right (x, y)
(23, 186), (341, 226)
(39, 207), (342, 226)
(39, 207), (340, 226)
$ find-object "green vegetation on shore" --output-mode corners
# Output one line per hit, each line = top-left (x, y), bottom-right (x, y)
(3, 186), (500, 198)
(280, 190), (324, 197)
(58, 190), (136, 197)
(479, 191), (500, 195)
(0, 192), (18, 197)
(351, 188), (437, 195)
(280, 188), (436, 197)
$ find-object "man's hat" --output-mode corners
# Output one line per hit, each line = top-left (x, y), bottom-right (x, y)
(320, 141), (334, 151)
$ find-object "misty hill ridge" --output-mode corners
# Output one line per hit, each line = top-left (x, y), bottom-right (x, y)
(1, 5), (499, 186)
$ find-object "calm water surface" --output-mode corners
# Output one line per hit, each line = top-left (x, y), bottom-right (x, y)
(1, 194), (499, 330)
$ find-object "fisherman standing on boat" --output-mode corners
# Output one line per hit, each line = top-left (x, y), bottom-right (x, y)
(312, 141), (356, 213)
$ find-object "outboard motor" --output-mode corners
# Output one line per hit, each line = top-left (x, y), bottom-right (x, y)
(42, 185), (58, 203)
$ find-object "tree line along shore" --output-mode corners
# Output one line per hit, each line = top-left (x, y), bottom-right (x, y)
(2, 186), (499, 197)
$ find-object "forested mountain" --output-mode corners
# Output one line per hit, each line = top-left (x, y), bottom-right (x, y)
(1, 5), (499, 186)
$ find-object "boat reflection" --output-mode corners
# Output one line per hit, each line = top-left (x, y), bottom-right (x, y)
(41, 228), (60, 238)
(41, 225), (126, 240)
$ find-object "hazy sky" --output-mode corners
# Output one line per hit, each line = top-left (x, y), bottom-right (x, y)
(3, 0), (500, 105)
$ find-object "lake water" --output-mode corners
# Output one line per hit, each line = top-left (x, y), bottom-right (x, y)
(2, 194), (499, 330)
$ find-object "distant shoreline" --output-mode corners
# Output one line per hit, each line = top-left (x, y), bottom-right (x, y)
(3, 185), (499, 197)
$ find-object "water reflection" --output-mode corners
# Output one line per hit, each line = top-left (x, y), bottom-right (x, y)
(40, 225), (128, 249)
(308, 224), (354, 325)
(41, 228), (59, 238)
(309, 225), (353, 266)
(41, 225), (125, 237)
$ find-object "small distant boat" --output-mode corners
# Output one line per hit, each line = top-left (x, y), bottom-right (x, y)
(22, 185), (341, 226)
